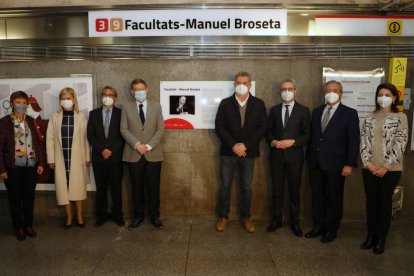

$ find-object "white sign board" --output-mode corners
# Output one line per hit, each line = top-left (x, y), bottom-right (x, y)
(323, 67), (385, 127)
(160, 81), (255, 129)
(315, 15), (414, 36)
(0, 76), (95, 191)
(89, 9), (287, 37)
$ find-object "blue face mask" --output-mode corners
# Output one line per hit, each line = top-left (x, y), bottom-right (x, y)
(134, 90), (147, 102)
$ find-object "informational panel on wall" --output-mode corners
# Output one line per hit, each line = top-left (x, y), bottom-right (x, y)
(160, 81), (255, 129)
(323, 67), (385, 127)
(0, 75), (95, 191)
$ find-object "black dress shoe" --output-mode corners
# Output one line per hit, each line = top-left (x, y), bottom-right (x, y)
(321, 232), (337, 243)
(151, 218), (164, 229)
(128, 217), (145, 230)
(24, 227), (37, 238)
(111, 216), (125, 227)
(76, 221), (86, 228)
(360, 236), (377, 250)
(373, 240), (385, 255)
(95, 216), (108, 227)
(267, 221), (282, 232)
(290, 224), (303, 237)
(305, 228), (326, 238)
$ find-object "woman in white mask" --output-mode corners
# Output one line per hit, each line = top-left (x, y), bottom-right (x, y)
(360, 83), (408, 255)
(46, 87), (90, 229)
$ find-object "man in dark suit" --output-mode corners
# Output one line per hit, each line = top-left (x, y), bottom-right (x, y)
(215, 71), (267, 233)
(306, 80), (360, 243)
(267, 79), (310, 237)
(87, 86), (125, 227)
(120, 79), (164, 230)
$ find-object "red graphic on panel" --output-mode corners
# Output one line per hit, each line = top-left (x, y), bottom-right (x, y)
(164, 118), (194, 129)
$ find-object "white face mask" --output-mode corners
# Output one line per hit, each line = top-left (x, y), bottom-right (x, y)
(324, 92), (340, 104)
(234, 84), (249, 96)
(102, 96), (114, 107)
(377, 96), (393, 108)
(61, 99), (74, 110)
(26, 105), (40, 118)
(281, 90), (294, 102)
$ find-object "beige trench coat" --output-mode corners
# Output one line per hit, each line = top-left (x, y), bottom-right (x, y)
(46, 111), (90, 205)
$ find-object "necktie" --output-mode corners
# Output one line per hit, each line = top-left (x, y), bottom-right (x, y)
(321, 106), (333, 133)
(104, 109), (110, 138)
(139, 104), (145, 125)
(283, 105), (289, 129)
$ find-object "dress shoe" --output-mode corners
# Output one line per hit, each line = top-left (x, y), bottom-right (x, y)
(267, 221), (282, 232)
(95, 216), (108, 227)
(76, 220), (86, 228)
(305, 228), (326, 238)
(321, 232), (337, 243)
(24, 227), (37, 238)
(215, 218), (228, 232)
(15, 228), (25, 241)
(243, 218), (255, 233)
(360, 236), (377, 250)
(373, 240), (385, 255)
(111, 216), (125, 227)
(290, 224), (303, 237)
(151, 218), (164, 229)
(128, 217), (145, 230)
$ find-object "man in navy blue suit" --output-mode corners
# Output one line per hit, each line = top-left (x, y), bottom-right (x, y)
(305, 80), (360, 243)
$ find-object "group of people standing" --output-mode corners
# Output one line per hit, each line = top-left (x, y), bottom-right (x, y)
(214, 72), (407, 255)
(0, 72), (408, 255)
(0, 78), (164, 241)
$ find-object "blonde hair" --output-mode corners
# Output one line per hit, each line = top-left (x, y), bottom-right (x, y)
(58, 87), (80, 113)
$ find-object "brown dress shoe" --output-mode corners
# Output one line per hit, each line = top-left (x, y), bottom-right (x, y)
(243, 219), (255, 233)
(15, 228), (25, 241)
(215, 218), (228, 232)
(24, 227), (37, 238)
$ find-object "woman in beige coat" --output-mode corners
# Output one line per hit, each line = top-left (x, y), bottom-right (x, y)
(46, 87), (90, 229)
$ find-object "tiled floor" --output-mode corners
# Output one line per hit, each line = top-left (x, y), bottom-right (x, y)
(0, 217), (413, 275)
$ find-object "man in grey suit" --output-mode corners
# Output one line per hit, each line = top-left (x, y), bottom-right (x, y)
(120, 79), (165, 230)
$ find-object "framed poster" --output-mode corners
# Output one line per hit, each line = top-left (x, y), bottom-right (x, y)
(0, 75), (95, 191)
(161, 81), (255, 129)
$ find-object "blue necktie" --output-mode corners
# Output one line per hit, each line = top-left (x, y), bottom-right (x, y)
(104, 109), (110, 138)
(139, 104), (145, 125)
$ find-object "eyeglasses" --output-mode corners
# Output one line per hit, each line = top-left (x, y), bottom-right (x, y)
(102, 94), (116, 97)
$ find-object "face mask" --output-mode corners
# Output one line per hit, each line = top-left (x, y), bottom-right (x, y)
(26, 106), (40, 118)
(281, 90), (294, 102)
(377, 96), (393, 108)
(324, 92), (340, 104)
(102, 96), (114, 107)
(14, 103), (27, 114)
(61, 99), (74, 110)
(234, 84), (249, 96)
(134, 90), (147, 102)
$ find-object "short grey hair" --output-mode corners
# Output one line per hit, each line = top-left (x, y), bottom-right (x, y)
(324, 80), (343, 93)
(234, 71), (252, 82)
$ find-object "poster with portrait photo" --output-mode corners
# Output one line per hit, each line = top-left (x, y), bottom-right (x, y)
(161, 81), (255, 129)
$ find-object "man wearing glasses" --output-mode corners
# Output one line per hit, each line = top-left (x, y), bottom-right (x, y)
(266, 79), (310, 237)
(87, 86), (125, 227)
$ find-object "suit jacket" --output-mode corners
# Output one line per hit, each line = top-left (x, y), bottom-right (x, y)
(87, 106), (124, 163)
(120, 99), (164, 162)
(0, 115), (46, 173)
(46, 111), (90, 205)
(308, 102), (360, 171)
(215, 93), (267, 158)
(267, 101), (310, 164)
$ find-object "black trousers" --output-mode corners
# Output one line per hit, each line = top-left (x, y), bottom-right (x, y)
(92, 161), (123, 219)
(309, 168), (345, 233)
(362, 169), (401, 241)
(4, 167), (37, 229)
(128, 157), (161, 220)
(269, 153), (303, 225)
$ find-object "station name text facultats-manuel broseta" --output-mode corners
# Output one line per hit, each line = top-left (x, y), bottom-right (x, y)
(124, 18), (282, 30)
